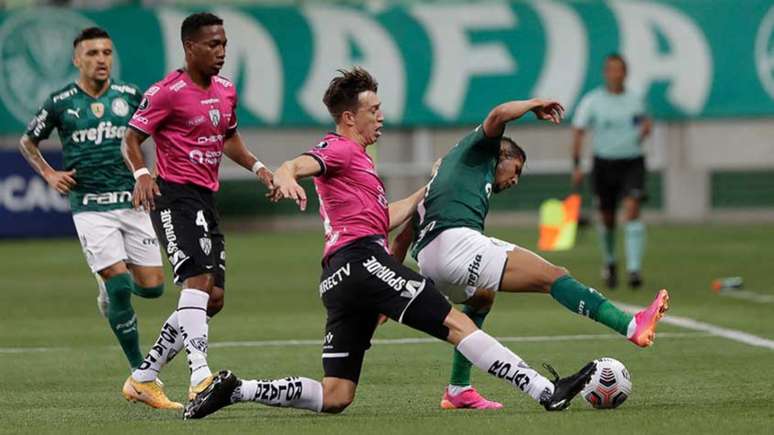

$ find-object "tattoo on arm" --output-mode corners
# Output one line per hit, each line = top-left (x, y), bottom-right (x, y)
(19, 135), (52, 177)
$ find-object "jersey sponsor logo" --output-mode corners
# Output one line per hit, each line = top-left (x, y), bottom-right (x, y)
(319, 263), (351, 295)
(53, 88), (78, 103)
(485, 182), (492, 199)
(138, 97), (149, 111)
(362, 256), (422, 297)
(66, 108), (81, 119)
(109, 84), (137, 95)
(189, 149), (222, 166)
(212, 76), (232, 88)
(90, 102), (104, 118)
(81, 191), (132, 206)
(200, 98), (219, 105)
(142, 237), (158, 246)
(111, 98), (129, 117)
(132, 114), (149, 125)
(0, 9), (120, 123)
(187, 115), (205, 127)
(70, 121), (127, 145)
(416, 220), (436, 245)
(0, 175), (69, 212)
(315, 141), (328, 149)
(170, 80), (186, 92)
(159, 209), (190, 271)
(208, 108), (221, 127)
(466, 253), (483, 286)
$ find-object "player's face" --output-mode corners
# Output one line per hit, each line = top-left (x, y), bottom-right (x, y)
(494, 156), (524, 193)
(353, 91), (384, 146)
(604, 58), (626, 90)
(187, 25), (227, 76)
(73, 38), (113, 82)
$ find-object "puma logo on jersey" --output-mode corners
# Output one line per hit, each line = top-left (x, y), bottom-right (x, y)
(67, 108), (80, 118)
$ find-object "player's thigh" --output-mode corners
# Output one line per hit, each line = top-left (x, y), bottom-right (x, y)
(418, 228), (511, 294)
(73, 211), (128, 275)
(117, 208), (164, 286)
(592, 159), (621, 213)
(359, 249), (452, 342)
(499, 245), (568, 293)
(150, 183), (216, 286)
(319, 303), (378, 385)
(622, 158), (646, 220)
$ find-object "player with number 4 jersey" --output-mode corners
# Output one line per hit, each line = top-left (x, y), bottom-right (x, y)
(391, 99), (669, 410)
(120, 12), (273, 411)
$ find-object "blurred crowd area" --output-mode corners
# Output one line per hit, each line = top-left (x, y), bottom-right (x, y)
(0, 0), (424, 9)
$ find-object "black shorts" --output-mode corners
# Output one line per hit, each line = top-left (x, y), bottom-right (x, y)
(591, 156), (646, 211)
(150, 177), (225, 288)
(320, 236), (452, 383)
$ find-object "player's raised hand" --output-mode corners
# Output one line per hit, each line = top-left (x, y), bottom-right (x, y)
(132, 174), (160, 211)
(531, 99), (565, 124)
(256, 167), (275, 191)
(44, 169), (77, 194)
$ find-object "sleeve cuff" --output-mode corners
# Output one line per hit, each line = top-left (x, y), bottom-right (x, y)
(302, 152), (326, 176)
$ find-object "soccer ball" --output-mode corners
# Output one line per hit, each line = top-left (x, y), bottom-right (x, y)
(582, 357), (632, 409)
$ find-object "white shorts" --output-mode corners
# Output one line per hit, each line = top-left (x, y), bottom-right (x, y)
(73, 208), (163, 273)
(417, 227), (515, 304)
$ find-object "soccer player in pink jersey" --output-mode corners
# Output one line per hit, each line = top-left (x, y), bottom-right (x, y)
(184, 68), (596, 420)
(120, 12), (273, 410)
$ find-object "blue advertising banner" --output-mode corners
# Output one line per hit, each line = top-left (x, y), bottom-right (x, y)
(0, 151), (75, 238)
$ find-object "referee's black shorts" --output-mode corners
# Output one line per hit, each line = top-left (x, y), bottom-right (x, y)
(319, 236), (452, 384)
(591, 156), (646, 212)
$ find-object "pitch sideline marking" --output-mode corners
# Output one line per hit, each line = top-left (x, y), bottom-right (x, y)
(613, 300), (774, 351)
(715, 289), (774, 304)
(0, 332), (706, 354)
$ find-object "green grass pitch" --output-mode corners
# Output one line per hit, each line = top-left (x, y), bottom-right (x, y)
(2, 224), (774, 434)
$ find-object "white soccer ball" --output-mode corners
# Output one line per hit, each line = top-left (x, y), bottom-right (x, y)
(582, 357), (632, 409)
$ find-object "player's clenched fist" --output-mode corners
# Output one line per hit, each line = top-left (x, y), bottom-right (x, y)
(132, 174), (161, 211)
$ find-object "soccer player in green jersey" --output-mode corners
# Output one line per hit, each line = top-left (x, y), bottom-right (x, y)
(392, 97), (669, 410)
(571, 54), (653, 289)
(19, 27), (180, 409)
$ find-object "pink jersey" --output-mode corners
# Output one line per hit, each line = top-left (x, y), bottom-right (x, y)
(128, 69), (238, 191)
(304, 133), (390, 259)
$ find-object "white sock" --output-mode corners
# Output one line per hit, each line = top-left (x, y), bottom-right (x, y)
(132, 311), (184, 383)
(447, 385), (473, 396)
(232, 377), (323, 412)
(456, 330), (554, 402)
(178, 289), (211, 386)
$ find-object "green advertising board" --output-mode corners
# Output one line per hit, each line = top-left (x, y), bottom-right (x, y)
(1, 0), (773, 134)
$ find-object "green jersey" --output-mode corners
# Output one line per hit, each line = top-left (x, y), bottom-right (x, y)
(571, 87), (647, 160)
(25, 80), (142, 214)
(411, 126), (501, 259)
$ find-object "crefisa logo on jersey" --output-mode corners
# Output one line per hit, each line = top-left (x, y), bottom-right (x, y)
(111, 97), (129, 117)
(0, 9), (120, 124)
(208, 108), (220, 127)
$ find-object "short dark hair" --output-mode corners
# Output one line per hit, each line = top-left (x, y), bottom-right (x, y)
(605, 53), (627, 71)
(323, 67), (379, 122)
(181, 12), (223, 42)
(73, 27), (110, 48)
(500, 136), (526, 164)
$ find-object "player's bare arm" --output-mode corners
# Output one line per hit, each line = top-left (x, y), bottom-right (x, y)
(122, 128), (160, 210)
(222, 132), (274, 191)
(571, 127), (586, 187)
(638, 116), (653, 143)
(18, 134), (76, 194)
(392, 222), (415, 263)
(483, 98), (565, 138)
(388, 186), (426, 232)
(270, 154), (322, 211)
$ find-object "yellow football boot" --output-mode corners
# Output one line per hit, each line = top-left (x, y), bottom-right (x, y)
(188, 375), (214, 401)
(122, 377), (183, 410)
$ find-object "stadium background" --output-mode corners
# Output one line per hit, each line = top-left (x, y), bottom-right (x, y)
(1, 0), (774, 237)
(1, 1), (773, 433)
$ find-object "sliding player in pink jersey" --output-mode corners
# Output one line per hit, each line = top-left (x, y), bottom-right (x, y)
(184, 67), (596, 420)
(120, 12), (273, 410)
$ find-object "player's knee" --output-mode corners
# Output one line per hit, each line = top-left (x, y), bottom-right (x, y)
(133, 283), (164, 299)
(322, 387), (354, 414)
(542, 265), (569, 292)
(444, 308), (479, 345)
(206, 288), (225, 317)
(467, 289), (495, 311)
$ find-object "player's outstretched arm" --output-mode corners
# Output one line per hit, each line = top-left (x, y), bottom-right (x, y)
(483, 98), (565, 138)
(18, 135), (76, 194)
(223, 132), (274, 191)
(269, 155), (322, 211)
(387, 187), (425, 232)
(122, 128), (160, 210)
(391, 221), (415, 263)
